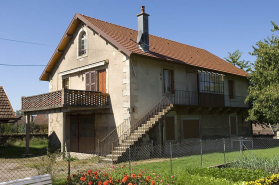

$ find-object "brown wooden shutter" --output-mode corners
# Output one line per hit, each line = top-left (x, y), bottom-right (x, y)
(85, 72), (90, 91)
(171, 70), (174, 94)
(90, 71), (96, 91)
(229, 80), (234, 99)
(165, 116), (175, 140)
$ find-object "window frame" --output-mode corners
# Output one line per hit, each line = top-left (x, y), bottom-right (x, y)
(228, 80), (235, 99)
(163, 69), (174, 94)
(77, 27), (88, 59)
(199, 71), (224, 94)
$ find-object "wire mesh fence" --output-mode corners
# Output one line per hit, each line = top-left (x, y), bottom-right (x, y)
(1, 137), (279, 183)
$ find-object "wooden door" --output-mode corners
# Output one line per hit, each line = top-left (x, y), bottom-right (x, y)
(70, 116), (79, 152)
(165, 116), (175, 141)
(79, 116), (95, 152)
(183, 120), (199, 139)
(70, 115), (95, 153)
(98, 70), (106, 93)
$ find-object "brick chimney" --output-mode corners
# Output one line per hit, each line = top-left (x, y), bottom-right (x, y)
(137, 6), (149, 52)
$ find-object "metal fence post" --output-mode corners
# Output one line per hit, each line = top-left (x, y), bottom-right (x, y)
(98, 139), (100, 163)
(223, 138), (226, 164)
(68, 152), (70, 178)
(111, 143), (114, 165)
(129, 147), (131, 177)
(170, 143), (173, 174)
(200, 139), (203, 168)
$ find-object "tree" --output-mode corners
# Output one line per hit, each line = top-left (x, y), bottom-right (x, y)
(14, 110), (23, 116)
(245, 21), (279, 124)
(224, 50), (252, 72)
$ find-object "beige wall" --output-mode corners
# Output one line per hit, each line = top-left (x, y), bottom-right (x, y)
(48, 23), (131, 150)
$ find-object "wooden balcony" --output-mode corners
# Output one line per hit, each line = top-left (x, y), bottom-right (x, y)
(171, 90), (250, 108)
(21, 89), (109, 114)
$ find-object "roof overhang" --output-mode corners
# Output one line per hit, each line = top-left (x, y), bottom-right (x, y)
(40, 13), (132, 81)
(58, 59), (108, 77)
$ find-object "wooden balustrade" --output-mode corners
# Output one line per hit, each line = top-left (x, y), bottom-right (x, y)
(21, 89), (109, 111)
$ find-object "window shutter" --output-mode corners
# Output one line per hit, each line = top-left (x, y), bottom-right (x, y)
(171, 70), (174, 94)
(90, 71), (96, 91)
(85, 72), (90, 91)
(229, 80), (234, 99)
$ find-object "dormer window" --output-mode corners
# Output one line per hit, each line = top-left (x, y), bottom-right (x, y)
(77, 27), (88, 58)
(79, 32), (87, 56)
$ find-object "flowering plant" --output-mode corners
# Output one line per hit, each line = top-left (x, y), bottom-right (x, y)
(65, 164), (175, 185)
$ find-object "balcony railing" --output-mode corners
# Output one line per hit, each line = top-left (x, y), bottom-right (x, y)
(21, 89), (109, 112)
(171, 90), (249, 108)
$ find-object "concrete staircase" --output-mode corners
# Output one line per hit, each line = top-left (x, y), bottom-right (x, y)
(101, 103), (173, 163)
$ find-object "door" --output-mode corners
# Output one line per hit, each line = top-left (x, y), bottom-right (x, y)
(98, 69), (106, 93)
(70, 115), (95, 153)
(183, 119), (199, 139)
(230, 115), (237, 136)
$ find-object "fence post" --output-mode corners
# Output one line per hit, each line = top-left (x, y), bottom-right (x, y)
(111, 143), (114, 165)
(200, 139), (203, 168)
(129, 147), (131, 176)
(223, 138), (226, 164)
(68, 152), (70, 178)
(170, 143), (173, 174)
(98, 139), (100, 163)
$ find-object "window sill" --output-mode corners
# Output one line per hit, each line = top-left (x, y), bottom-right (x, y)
(77, 53), (88, 60)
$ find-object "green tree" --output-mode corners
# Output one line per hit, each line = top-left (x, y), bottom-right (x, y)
(224, 50), (252, 72)
(245, 21), (279, 123)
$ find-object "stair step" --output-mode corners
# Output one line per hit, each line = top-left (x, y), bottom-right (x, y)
(106, 154), (122, 159)
(134, 130), (146, 134)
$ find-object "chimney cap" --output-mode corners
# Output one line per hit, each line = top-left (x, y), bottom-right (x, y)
(141, 6), (145, 13)
(137, 6), (150, 17)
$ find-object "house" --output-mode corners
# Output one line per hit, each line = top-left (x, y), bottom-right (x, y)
(0, 86), (21, 143)
(0, 86), (20, 124)
(21, 7), (251, 160)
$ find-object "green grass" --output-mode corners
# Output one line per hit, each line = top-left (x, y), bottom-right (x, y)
(0, 138), (48, 158)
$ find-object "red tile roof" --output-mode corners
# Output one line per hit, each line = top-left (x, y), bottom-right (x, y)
(81, 14), (247, 77)
(40, 13), (247, 81)
(252, 123), (274, 136)
(34, 114), (48, 125)
(0, 86), (15, 120)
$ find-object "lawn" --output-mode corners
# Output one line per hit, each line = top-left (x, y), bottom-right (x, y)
(0, 138), (48, 158)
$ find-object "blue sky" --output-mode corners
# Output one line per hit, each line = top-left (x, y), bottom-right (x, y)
(1, 0), (278, 111)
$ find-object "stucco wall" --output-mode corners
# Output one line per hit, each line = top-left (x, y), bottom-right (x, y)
(48, 23), (131, 150)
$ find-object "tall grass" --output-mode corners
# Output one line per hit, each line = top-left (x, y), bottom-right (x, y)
(5, 137), (48, 147)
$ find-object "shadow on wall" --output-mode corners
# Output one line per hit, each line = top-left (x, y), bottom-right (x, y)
(48, 131), (61, 152)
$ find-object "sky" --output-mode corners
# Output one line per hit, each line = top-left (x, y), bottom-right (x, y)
(0, 0), (279, 112)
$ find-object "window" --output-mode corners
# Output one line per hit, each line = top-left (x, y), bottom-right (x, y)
(228, 80), (234, 99)
(183, 119), (199, 139)
(163, 69), (174, 94)
(79, 32), (87, 56)
(62, 78), (69, 89)
(199, 71), (224, 94)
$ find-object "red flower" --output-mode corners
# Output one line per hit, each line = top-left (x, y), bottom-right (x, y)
(132, 173), (136, 178)
(128, 183), (133, 185)
(80, 177), (86, 181)
(138, 173), (142, 178)
(72, 174), (76, 177)
(67, 176), (71, 182)
(94, 171), (98, 175)
(88, 181), (93, 185)
(122, 176), (128, 183)
(146, 176), (151, 180)
(87, 170), (92, 175)
(115, 179), (120, 183)
(146, 179), (149, 183)
(103, 173), (108, 177)
(95, 175), (98, 179)
(98, 181), (102, 185)
(151, 180), (155, 185)
(103, 180), (110, 185)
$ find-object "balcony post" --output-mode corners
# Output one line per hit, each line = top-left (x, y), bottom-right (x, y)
(61, 112), (66, 156)
(25, 115), (30, 156)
